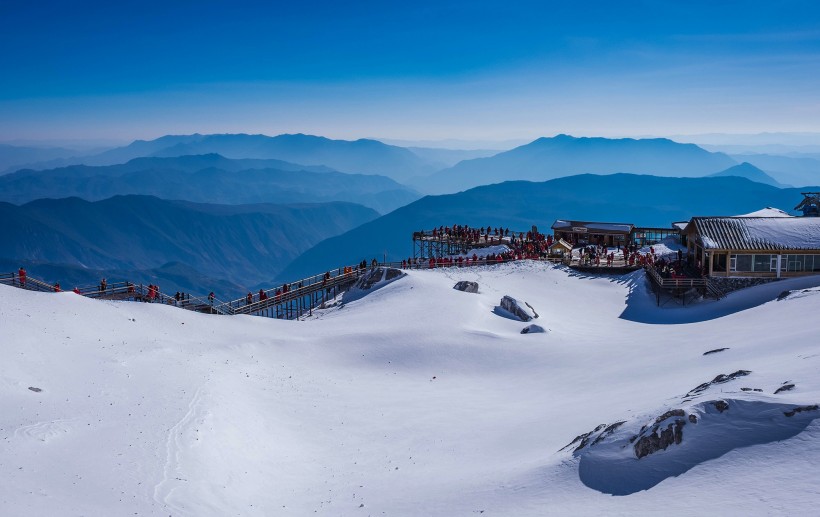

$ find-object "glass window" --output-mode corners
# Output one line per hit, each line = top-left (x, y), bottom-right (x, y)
(787, 255), (805, 272)
(753, 255), (772, 272)
(732, 254), (753, 272)
(811, 255), (820, 272)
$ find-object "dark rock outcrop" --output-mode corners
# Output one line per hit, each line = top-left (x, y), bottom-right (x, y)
(784, 405), (819, 417)
(687, 370), (752, 396)
(520, 324), (546, 334)
(499, 295), (538, 321)
(703, 347), (729, 355)
(561, 421), (625, 453)
(634, 419), (686, 459)
(713, 400), (729, 413)
(655, 409), (685, 424)
(354, 267), (404, 290)
(453, 281), (479, 293)
(775, 383), (796, 394)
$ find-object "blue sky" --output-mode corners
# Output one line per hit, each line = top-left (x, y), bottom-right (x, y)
(2, 0), (820, 143)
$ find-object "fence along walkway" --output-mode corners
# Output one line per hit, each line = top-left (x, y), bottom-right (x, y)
(644, 265), (726, 305)
(0, 256), (568, 320)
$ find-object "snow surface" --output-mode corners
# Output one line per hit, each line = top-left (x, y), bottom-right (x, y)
(736, 207), (793, 218)
(2, 262), (820, 515)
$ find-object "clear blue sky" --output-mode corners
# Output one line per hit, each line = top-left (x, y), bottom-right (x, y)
(2, 0), (819, 143)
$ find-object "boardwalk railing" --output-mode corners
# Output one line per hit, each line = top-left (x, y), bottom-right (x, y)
(0, 256), (569, 320)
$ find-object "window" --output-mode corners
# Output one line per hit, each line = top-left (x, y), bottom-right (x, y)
(731, 254), (753, 272)
(787, 255), (805, 272)
(753, 254), (772, 272)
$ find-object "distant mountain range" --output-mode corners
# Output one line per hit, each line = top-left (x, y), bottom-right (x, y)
(0, 143), (80, 173)
(276, 174), (818, 282)
(0, 196), (378, 297)
(2, 133), (437, 182)
(5, 133), (816, 195)
(418, 135), (739, 193)
(708, 162), (785, 187)
(729, 153), (820, 187)
(0, 154), (420, 214)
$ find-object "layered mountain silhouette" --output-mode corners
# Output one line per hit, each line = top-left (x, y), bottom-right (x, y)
(6, 133), (436, 182)
(729, 153), (820, 187)
(708, 162), (784, 187)
(0, 154), (420, 214)
(0, 143), (80, 173)
(276, 174), (815, 282)
(418, 135), (739, 193)
(0, 196), (378, 297)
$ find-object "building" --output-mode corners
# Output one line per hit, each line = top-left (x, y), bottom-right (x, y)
(549, 238), (573, 257)
(631, 226), (680, 247)
(551, 219), (681, 247)
(551, 220), (633, 247)
(683, 216), (820, 278)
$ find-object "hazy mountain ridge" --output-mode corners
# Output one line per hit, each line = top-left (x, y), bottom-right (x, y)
(276, 174), (817, 282)
(420, 135), (739, 193)
(728, 153), (820, 187)
(708, 162), (785, 187)
(4, 133), (439, 182)
(0, 154), (420, 214)
(0, 196), (379, 297)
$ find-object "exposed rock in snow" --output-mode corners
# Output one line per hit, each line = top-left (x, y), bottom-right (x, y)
(453, 281), (479, 293)
(775, 383), (796, 394)
(634, 419), (685, 459)
(703, 347), (729, 355)
(499, 295), (538, 321)
(713, 400), (730, 413)
(784, 405), (818, 417)
(520, 324), (545, 334)
(575, 399), (820, 496)
(687, 370), (752, 396)
(341, 267), (405, 303)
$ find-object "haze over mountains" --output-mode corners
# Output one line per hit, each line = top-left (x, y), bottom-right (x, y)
(1, 196), (377, 297)
(275, 174), (818, 282)
(1, 133), (437, 182)
(2, 131), (819, 296)
(420, 135), (739, 193)
(0, 154), (419, 214)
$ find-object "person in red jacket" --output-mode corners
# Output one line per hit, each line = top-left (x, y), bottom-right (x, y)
(53, 282), (61, 292)
(18, 267), (26, 287)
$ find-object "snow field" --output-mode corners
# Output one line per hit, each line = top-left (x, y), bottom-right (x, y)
(1, 261), (820, 515)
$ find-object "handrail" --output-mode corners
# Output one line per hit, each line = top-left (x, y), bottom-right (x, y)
(0, 256), (567, 318)
(645, 265), (708, 288)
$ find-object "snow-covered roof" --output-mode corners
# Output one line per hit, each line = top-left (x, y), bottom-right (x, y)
(735, 207), (793, 218)
(550, 238), (573, 250)
(551, 220), (633, 233)
(672, 221), (689, 231)
(692, 217), (820, 251)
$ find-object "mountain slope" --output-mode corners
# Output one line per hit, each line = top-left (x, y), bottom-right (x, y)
(3, 263), (820, 514)
(14, 133), (437, 182)
(421, 135), (738, 193)
(708, 162), (785, 187)
(730, 153), (820, 187)
(0, 196), (378, 296)
(0, 154), (420, 214)
(276, 174), (813, 282)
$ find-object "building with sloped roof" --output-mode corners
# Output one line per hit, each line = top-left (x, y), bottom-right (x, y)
(551, 220), (634, 247)
(683, 216), (820, 278)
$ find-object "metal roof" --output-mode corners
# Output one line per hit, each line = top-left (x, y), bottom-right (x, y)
(551, 220), (634, 233)
(691, 216), (820, 251)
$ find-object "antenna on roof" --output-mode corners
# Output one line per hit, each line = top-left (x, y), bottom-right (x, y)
(795, 192), (820, 217)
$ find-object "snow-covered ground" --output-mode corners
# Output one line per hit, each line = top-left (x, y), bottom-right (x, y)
(2, 262), (820, 515)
